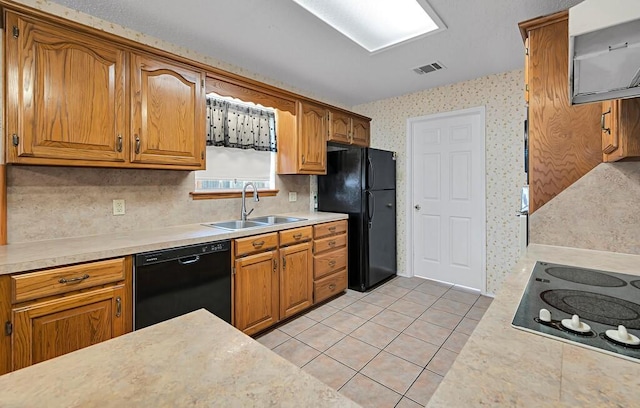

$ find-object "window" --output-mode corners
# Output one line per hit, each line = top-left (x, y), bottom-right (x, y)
(195, 94), (277, 193)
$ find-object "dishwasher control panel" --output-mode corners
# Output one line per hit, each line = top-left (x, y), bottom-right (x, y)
(135, 240), (231, 266)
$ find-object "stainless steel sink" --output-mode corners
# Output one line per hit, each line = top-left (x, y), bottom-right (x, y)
(203, 220), (269, 230)
(250, 216), (307, 224)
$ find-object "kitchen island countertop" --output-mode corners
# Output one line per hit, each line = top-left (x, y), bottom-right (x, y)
(427, 243), (640, 407)
(0, 211), (347, 275)
(0, 309), (359, 407)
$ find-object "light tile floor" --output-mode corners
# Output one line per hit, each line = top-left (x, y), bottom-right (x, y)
(256, 276), (493, 408)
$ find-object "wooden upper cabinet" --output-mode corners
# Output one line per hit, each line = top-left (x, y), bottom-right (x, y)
(351, 117), (370, 146)
(602, 98), (640, 162)
(328, 110), (371, 147)
(131, 53), (205, 168)
(298, 101), (328, 174)
(520, 12), (602, 213)
(5, 12), (127, 165)
(329, 111), (351, 144)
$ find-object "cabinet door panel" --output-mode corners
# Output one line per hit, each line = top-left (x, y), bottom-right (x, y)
(12, 285), (125, 370)
(234, 251), (279, 335)
(280, 242), (313, 319)
(298, 101), (327, 173)
(351, 117), (370, 147)
(131, 53), (205, 168)
(6, 12), (126, 164)
(329, 111), (351, 144)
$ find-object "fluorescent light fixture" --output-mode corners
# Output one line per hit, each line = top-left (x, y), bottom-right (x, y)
(292, 0), (446, 52)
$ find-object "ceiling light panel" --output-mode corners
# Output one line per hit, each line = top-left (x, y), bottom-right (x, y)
(292, 0), (446, 52)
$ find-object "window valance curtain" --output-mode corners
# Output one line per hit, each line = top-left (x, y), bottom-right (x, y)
(206, 97), (277, 152)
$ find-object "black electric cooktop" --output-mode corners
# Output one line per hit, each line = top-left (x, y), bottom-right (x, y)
(512, 261), (640, 363)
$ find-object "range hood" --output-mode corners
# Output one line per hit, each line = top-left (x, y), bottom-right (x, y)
(569, 0), (640, 105)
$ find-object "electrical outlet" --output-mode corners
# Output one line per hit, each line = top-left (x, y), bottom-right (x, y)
(113, 199), (126, 215)
(288, 192), (297, 202)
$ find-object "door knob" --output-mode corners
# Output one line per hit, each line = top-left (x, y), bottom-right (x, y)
(414, 204), (421, 210)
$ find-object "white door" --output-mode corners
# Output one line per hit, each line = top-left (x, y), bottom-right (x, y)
(408, 107), (485, 291)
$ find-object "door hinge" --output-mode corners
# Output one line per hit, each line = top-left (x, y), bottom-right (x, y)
(12, 134), (19, 146)
(5, 321), (12, 336)
(232, 267), (236, 275)
(525, 47), (529, 56)
(12, 26), (19, 38)
(201, 151), (205, 160)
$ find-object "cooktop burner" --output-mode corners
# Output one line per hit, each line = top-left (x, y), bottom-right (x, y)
(544, 266), (627, 287)
(540, 289), (640, 329)
(512, 261), (640, 363)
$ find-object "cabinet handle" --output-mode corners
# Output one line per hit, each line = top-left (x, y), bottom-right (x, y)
(328, 226), (337, 232)
(135, 135), (141, 154)
(601, 108), (611, 134)
(58, 274), (90, 284)
(329, 284), (336, 291)
(273, 259), (278, 272)
(301, 155), (306, 164)
(115, 296), (122, 318)
(282, 256), (287, 270)
(116, 135), (123, 152)
(328, 260), (336, 267)
(252, 240), (265, 248)
(293, 233), (302, 240)
(328, 240), (336, 247)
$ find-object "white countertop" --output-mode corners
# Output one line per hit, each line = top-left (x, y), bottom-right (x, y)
(0, 309), (360, 407)
(0, 212), (348, 275)
(427, 244), (640, 407)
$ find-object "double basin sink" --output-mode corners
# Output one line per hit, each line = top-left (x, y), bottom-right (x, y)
(203, 216), (307, 231)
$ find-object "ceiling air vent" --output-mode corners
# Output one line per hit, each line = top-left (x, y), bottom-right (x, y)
(413, 61), (445, 75)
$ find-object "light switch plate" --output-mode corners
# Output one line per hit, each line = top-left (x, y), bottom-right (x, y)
(113, 199), (125, 215)
(288, 192), (297, 202)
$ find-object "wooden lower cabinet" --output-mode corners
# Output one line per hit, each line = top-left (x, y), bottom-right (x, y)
(279, 242), (313, 320)
(234, 250), (279, 336)
(313, 220), (348, 304)
(11, 285), (126, 370)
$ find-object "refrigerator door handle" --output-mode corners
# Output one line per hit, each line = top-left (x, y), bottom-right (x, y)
(367, 191), (375, 228)
(367, 156), (375, 190)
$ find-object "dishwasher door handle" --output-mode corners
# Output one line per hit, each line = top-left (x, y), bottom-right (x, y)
(178, 255), (200, 265)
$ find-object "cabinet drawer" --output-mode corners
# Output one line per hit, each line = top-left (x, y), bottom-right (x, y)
(313, 220), (347, 239)
(11, 258), (126, 303)
(235, 233), (278, 257)
(314, 234), (347, 254)
(279, 226), (313, 247)
(314, 270), (347, 303)
(314, 248), (347, 280)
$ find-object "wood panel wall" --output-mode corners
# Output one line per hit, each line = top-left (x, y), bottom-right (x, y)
(526, 14), (602, 213)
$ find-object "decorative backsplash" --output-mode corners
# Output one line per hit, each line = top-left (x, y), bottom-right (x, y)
(354, 70), (527, 295)
(530, 162), (640, 254)
(7, 166), (310, 243)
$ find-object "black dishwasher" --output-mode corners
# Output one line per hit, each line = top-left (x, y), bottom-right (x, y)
(134, 240), (231, 329)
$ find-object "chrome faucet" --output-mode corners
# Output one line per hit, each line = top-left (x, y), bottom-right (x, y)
(241, 182), (260, 221)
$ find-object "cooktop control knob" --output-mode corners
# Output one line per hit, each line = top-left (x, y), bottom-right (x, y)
(539, 308), (551, 323)
(561, 314), (591, 333)
(605, 325), (640, 346)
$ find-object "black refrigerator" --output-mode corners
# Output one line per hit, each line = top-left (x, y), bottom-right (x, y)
(317, 145), (397, 292)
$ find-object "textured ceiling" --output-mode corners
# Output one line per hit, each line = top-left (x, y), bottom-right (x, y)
(49, 0), (583, 106)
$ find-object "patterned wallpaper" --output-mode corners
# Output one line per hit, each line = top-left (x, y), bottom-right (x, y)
(353, 70), (527, 295)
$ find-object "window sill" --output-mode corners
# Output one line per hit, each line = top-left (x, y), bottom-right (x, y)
(190, 189), (280, 200)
